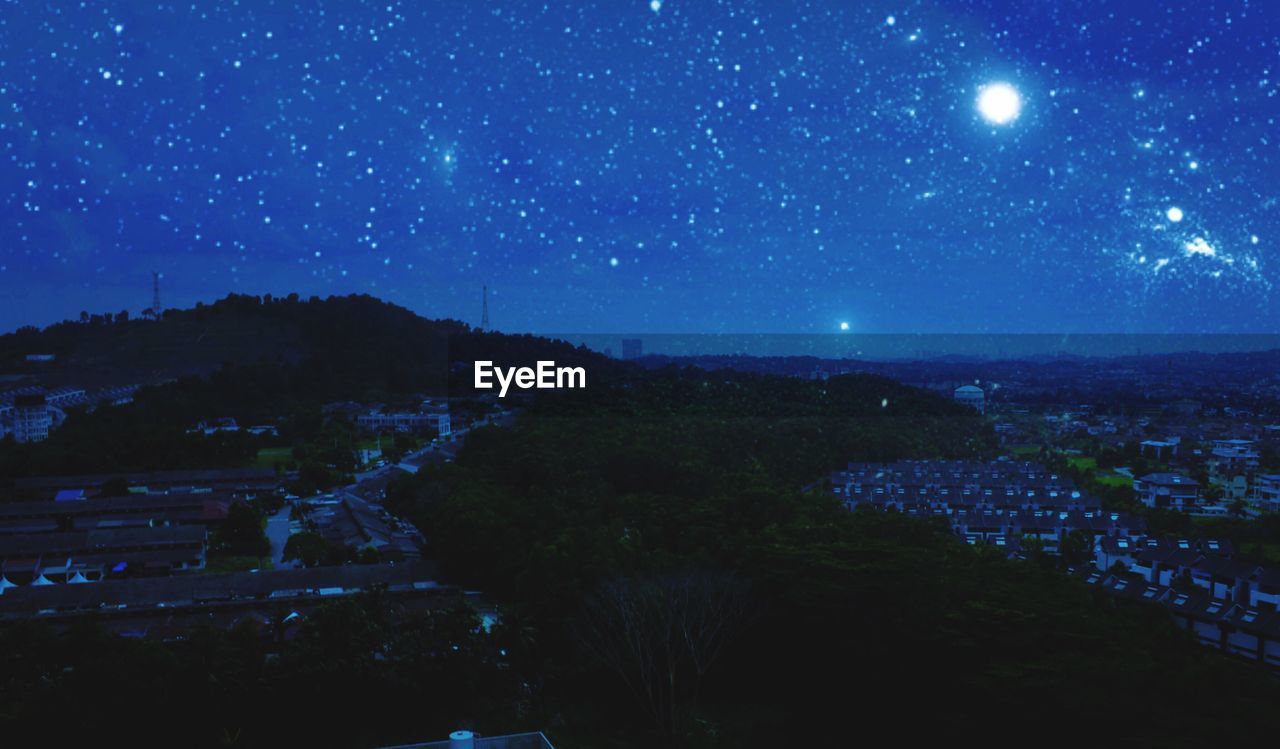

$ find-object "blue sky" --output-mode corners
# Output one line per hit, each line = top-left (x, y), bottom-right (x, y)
(2, 1), (1277, 333)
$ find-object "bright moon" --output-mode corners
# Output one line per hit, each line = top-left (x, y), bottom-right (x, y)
(977, 82), (1022, 125)
(839, 321), (850, 331)
(1166, 206), (1184, 223)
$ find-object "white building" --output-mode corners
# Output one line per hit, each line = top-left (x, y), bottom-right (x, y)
(1252, 474), (1280, 514)
(953, 384), (985, 414)
(357, 410), (450, 436)
(12, 394), (52, 443)
(1134, 472), (1200, 510)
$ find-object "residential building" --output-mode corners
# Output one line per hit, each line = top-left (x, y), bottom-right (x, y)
(1252, 569), (1280, 613)
(1095, 535), (1139, 572)
(9, 468), (279, 501)
(1208, 439), (1260, 501)
(1133, 472), (1200, 510)
(12, 394), (52, 443)
(832, 460), (1142, 553)
(1252, 474), (1280, 513)
(0, 525), (208, 587)
(1139, 439), (1179, 460)
(1081, 572), (1280, 670)
(0, 561), (446, 626)
(0, 493), (230, 535)
(357, 410), (450, 436)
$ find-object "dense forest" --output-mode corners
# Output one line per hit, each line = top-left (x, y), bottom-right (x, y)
(383, 373), (1280, 746)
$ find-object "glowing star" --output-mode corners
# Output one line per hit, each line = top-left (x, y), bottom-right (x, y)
(1184, 237), (1215, 257)
(976, 83), (1021, 125)
(649, 0), (662, 13)
(839, 321), (850, 331)
(1166, 206), (1184, 223)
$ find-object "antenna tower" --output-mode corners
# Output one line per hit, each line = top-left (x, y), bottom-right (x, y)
(151, 271), (162, 319)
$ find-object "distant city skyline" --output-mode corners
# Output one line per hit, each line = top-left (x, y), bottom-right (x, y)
(564, 333), (1280, 359)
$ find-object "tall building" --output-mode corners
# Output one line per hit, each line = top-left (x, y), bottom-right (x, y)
(621, 338), (643, 360)
(13, 393), (52, 443)
(953, 384), (985, 414)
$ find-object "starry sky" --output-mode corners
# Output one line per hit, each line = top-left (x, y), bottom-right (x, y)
(2, 1), (1278, 335)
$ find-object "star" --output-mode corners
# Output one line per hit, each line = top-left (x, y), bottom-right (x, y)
(977, 83), (1022, 126)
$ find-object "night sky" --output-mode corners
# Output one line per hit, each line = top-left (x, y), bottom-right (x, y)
(2, 1), (1278, 334)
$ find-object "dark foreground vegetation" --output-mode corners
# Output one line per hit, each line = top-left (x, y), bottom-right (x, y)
(2, 297), (1279, 746)
(387, 374), (1280, 747)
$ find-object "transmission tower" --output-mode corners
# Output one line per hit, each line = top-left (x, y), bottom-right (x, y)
(151, 271), (162, 320)
(480, 284), (489, 330)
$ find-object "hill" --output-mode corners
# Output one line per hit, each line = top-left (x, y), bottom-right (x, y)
(0, 293), (617, 478)
(0, 293), (609, 393)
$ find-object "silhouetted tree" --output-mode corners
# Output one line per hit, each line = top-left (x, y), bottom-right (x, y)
(578, 572), (751, 743)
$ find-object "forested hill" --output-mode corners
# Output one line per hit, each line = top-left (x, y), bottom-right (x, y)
(0, 293), (617, 477)
(0, 293), (610, 393)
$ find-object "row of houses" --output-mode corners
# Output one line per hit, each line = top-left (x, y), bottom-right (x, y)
(1132, 468), (1280, 514)
(0, 470), (290, 593)
(831, 459), (1092, 510)
(1137, 435), (1280, 510)
(0, 484), (261, 591)
(355, 409), (451, 436)
(0, 492), (230, 535)
(0, 560), (446, 625)
(833, 462), (1148, 555)
(0, 525), (208, 589)
(303, 491), (423, 560)
(1077, 568), (1280, 670)
(0, 385), (86, 409)
(836, 460), (1280, 668)
(866, 503), (1145, 554)
(0, 385), (139, 443)
(1094, 535), (1280, 610)
(4, 467), (280, 501)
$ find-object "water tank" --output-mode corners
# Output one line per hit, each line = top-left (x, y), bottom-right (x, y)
(449, 730), (476, 749)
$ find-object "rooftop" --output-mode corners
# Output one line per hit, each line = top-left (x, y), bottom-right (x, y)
(380, 732), (555, 749)
(1138, 472), (1199, 487)
(0, 560), (441, 618)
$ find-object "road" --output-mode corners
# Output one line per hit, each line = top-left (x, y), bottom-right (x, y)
(345, 410), (518, 489)
(265, 505), (294, 569)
